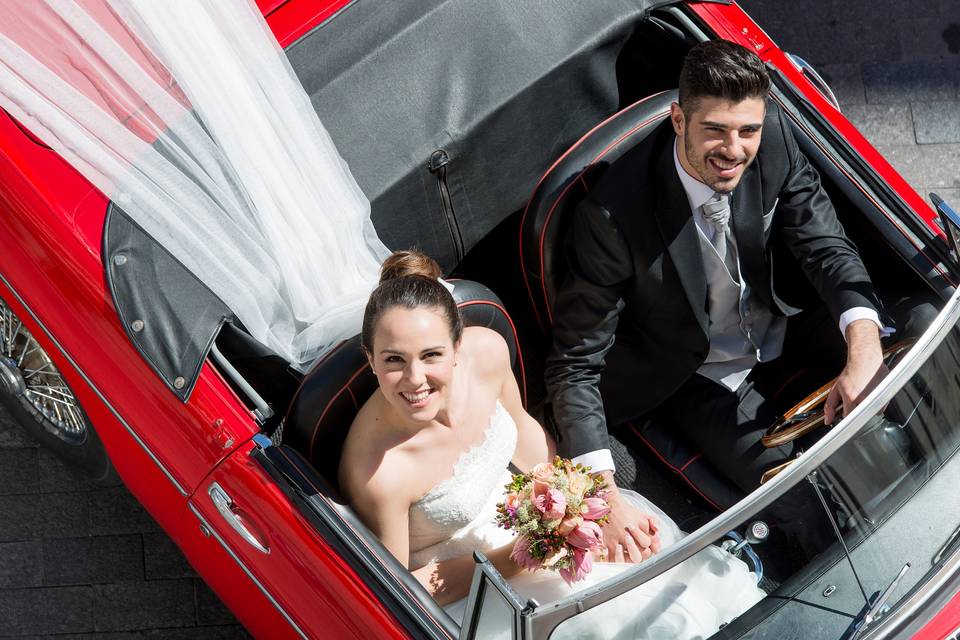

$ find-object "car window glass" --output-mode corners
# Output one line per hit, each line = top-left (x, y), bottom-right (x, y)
(816, 327), (960, 633)
(537, 314), (960, 639)
(471, 584), (516, 640)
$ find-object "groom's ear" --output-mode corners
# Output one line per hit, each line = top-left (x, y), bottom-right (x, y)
(670, 102), (686, 137)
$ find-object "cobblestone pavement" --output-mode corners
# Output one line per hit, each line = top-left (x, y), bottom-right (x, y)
(0, 403), (247, 639)
(1, 1), (958, 638)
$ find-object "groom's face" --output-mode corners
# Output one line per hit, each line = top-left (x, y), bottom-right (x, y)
(671, 96), (766, 194)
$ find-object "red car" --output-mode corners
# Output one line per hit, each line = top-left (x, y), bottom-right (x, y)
(1, 1), (959, 638)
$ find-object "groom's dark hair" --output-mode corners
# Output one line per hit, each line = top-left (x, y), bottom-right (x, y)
(678, 40), (770, 118)
(361, 250), (463, 353)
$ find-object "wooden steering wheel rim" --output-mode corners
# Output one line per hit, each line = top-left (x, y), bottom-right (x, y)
(760, 337), (917, 449)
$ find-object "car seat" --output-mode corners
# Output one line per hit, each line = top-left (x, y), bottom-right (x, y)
(518, 89), (742, 510)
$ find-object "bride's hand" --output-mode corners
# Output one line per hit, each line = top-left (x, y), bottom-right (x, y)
(596, 472), (660, 563)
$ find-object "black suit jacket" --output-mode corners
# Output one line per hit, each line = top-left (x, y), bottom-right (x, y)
(545, 101), (880, 459)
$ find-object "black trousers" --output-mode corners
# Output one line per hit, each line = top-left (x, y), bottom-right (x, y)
(624, 298), (939, 496)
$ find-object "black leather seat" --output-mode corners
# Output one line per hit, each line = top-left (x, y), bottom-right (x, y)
(519, 90), (741, 510)
(283, 279), (525, 489)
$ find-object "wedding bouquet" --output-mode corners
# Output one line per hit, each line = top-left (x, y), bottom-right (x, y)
(496, 457), (611, 584)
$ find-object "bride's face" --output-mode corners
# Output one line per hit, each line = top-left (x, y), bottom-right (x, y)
(368, 305), (459, 423)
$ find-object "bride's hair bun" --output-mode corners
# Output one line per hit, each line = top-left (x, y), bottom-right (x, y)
(362, 249), (462, 353)
(379, 250), (442, 283)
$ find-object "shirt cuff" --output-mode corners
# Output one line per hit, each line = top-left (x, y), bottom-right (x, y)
(839, 307), (895, 340)
(572, 449), (615, 474)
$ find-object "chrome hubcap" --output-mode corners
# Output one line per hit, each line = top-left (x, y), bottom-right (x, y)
(0, 356), (25, 397)
(0, 298), (86, 443)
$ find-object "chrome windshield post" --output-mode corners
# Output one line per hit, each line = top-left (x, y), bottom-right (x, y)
(460, 551), (537, 640)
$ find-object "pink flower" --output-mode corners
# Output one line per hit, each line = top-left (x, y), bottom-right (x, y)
(530, 462), (556, 484)
(531, 479), (550, 501)
(567, 520), (604, 550)
(566, 470), (588, 497)
(557, 514), (583, 537)
(510, 537), (540, 572)
(534, 488), (567, 521)
(580, 496), (611, 521)
(542, 546), (568, 567)
(559, 548), (593, 585)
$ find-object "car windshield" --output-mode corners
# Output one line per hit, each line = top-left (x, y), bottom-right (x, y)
(525, 287), (960, 639)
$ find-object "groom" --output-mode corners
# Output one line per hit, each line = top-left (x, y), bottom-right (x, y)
(545, 40), (887, 558)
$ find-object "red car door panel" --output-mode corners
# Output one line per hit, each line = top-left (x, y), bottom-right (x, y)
(183, 438), (411, 639)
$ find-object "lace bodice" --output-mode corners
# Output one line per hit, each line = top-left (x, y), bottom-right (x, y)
(408, 400), (517, 570)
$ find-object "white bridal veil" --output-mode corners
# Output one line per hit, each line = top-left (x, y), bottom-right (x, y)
(0, 0), (390, 366)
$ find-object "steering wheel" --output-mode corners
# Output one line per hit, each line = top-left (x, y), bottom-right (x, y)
(761, 338), (918, 449)
(758, 338), (917, 485)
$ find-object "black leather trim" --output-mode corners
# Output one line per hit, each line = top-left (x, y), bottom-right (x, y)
(519, 90), (678, 332)
(102, 203), (233, 402)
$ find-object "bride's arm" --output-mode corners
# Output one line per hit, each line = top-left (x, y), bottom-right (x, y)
(343, 462), (414, 569)
(412, 541), (522, 605)
(344, 450), (522, 605)
(489, 337), (556, 472)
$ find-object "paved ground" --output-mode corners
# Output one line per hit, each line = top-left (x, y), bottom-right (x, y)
(0, 404), (246, 638)
(740, 0), (960, 206)
(1, 1), (957, 638)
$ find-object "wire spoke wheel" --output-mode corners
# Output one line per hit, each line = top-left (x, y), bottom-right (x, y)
(0, 298), (87, 444)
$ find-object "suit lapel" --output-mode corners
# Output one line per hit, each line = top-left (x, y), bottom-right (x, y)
(652, 137), (708, 337)
(730, 166), (770, 306)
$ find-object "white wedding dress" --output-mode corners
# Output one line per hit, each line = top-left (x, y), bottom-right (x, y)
(409, 401), (765, 639)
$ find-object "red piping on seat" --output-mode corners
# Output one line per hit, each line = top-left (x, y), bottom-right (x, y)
(308, 364), (369, 459)
(458, 299), (528, 407)
(518, 90), (671, 331)
(626, 422), (722, 511)
(346, 386), (358, 410)
(679, 453), (701, 472)
(282, 339), (350, 421)
(537, 110), (669, 326)
(773, 368), (805, 399)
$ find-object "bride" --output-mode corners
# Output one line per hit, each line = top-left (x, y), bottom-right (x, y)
(340, 250), (765, 638)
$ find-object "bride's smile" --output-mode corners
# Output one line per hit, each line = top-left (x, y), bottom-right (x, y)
(368, 305), (461, 425)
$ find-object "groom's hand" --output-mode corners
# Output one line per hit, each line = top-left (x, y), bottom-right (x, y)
(824, 319), (887, 425)
(596, 471), (660, 563)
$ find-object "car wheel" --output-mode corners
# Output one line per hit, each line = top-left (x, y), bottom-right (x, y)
(0, 296), (116, 484)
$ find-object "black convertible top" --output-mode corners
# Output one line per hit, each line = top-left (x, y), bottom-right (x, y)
(105, 0), (672, 398)
(286, 0), (662, 270)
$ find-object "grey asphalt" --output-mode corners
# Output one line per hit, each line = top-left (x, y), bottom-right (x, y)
(1, 1), (958, 638)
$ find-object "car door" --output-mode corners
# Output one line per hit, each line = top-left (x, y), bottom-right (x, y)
(178, 435), (416, 640)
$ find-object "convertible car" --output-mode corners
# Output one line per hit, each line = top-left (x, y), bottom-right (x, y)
(2, 0), (960, 638)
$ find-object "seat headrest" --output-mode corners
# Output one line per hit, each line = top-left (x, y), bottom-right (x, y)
(282, 279), (525, 488)
(519, 89), (678, 333)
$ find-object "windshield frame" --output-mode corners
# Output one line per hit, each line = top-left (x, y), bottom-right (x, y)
(525, 287), (960, 639)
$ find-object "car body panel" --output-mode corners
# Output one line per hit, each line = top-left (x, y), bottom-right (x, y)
(181, 440), (409, 639)
(259, 0), (353, 48)
(0, 1), (957, 638)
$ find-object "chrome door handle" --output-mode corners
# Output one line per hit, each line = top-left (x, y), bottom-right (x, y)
(788, 53), (840, 111)
(208, 482), (270, 554)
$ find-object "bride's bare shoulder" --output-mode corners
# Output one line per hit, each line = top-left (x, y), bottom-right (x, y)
(339, 394), (416, 504)
(461, 326), (510, 376)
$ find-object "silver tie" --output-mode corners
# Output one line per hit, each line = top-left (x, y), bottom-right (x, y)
(700, 193), (736, 272)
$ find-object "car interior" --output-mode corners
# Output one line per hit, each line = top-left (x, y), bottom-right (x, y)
(190, 4), (956, 636)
